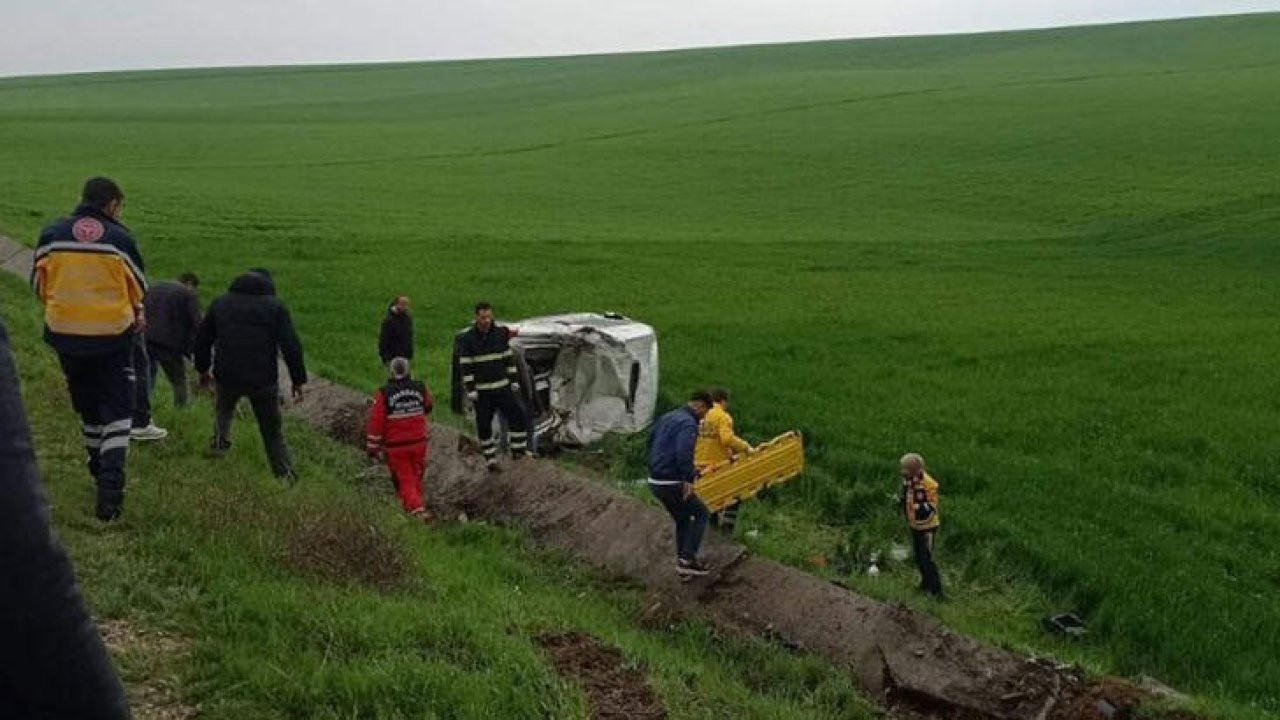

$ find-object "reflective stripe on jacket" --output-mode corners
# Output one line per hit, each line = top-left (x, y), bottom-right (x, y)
(456, 324), (518, 394)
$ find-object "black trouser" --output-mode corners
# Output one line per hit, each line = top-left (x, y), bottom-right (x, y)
(130, 335), (152, 428)
(474, 388), (528, 460)
(213, 383), (293, 478)
(57, 347), (134, 519)
(912, 528), (943, 597)
(147, 342), (189, 408)
(649, 482), (709, 562)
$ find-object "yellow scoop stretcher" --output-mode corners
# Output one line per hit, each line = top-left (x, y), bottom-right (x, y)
(694, 431), (805, 513)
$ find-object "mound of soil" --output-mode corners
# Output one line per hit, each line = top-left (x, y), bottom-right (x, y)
(283, 505), (408, 592)
(538, 631), (666, 719)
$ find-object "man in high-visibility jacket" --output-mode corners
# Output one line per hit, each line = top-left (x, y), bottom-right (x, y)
(366, 357), (433, 522)
(899, 452), (943, 598)
(31, 177), (147, 521)
(695, 387), (755, 531)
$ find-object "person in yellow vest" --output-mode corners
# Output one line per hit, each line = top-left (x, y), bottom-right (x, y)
(695, 387), (755, 531)
(900, 452), (943, 598)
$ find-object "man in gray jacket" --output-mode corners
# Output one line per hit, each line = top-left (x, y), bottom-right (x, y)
(142, 271), (201, 409)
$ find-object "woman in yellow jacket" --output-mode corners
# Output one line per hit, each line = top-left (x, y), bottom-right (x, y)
(900, 453), (943, 598)
(695, 388), (754, 530)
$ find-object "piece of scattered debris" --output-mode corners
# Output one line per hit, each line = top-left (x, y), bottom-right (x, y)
(1043, 612), (1087, 637)
(1137, 675), (1188, 702)
(1095, 698), (1122, 719)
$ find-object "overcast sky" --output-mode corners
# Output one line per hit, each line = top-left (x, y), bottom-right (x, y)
(3, 0), (1278, 78)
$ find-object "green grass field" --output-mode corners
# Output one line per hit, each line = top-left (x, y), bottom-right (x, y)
(2, 12), (1279, 716)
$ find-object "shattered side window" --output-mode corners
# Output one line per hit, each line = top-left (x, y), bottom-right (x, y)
(627, 362), (640, 413)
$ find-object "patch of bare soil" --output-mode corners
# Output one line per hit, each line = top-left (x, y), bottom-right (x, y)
(538, 631), (667, 720)
(283, 505), (408, 592)
(99, 619), (199, 719)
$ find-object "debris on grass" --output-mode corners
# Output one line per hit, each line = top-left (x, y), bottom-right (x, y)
(1043, 613), (1088, 638)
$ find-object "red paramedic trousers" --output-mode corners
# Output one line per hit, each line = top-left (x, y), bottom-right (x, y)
(386, 441), (428, 513)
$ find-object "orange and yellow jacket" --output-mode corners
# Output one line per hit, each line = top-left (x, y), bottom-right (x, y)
(31, 205), (146, 355)
(695, 403), (751, 469)
(902, 472), (940, 531)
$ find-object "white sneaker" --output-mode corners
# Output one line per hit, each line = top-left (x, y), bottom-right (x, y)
(130, 423), (169, 441)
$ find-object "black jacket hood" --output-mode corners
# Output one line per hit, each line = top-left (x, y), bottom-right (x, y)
(228, 272), (275, 296)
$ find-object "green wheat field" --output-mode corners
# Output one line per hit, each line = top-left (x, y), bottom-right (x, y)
(2, 12), (1278, 717)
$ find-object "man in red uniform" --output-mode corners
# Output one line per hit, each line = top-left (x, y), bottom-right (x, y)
(366, 357), (433, 522)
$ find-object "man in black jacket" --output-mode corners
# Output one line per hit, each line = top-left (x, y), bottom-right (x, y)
(378, 295), (413, 367)
(1, 317), (129, 718)
(143, 271), (201, 409)
(194, 269), (306, 479)
(456, 301), (529, 471)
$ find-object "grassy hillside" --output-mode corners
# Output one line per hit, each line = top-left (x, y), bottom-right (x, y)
(2, 13), (1278, 714)
(0, 272), (873, 718)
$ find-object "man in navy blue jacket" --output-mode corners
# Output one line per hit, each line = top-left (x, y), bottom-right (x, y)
(647, 389), (714, 578)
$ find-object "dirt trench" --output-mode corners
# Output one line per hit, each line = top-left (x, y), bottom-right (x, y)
(282, 369), (1181, 720)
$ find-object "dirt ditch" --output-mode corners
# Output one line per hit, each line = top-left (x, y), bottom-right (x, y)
(278, 368), (1193, 719)
(538, 631), (667, 719)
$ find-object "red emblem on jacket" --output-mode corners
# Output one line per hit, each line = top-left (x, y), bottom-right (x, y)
(72, 217), (105, 243)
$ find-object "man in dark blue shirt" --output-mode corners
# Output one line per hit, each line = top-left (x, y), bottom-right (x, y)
(647, 389), (714, 578)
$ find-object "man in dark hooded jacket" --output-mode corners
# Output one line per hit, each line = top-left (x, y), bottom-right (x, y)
(378, 295), (413, 367)
(194, 269), (306, 479)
